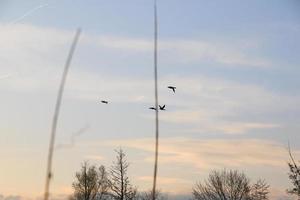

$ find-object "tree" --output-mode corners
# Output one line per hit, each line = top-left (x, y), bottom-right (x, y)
(72, 162), (99, 200)
(110, 148), (137, 200)
(97, 165), (111, 200)
(193, 169), (251, 200)
(250, 179), (269, 200)
(72, 162), (111, 200)
(287, 146), (300, 199)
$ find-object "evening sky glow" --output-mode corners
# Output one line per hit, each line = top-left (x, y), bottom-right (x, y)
(0, 0), (300, 199)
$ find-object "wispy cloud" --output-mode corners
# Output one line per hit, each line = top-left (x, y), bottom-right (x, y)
(215, 122), (281, 134)
(89, 35), (271, 68)
(100, 137), (300, 197)
(138, 176), (190, 185)
(0, 195), (22, 200)
(0, 23), (296, 136)
(0, 23), (271, 72)
(84, 155), (105, 161)
(0, 193), (71, 200)
(9, 3), (49, 24)
(161, 40), (271, 67)
(136, 176), (192, 194)
(105, 137), (297, 169)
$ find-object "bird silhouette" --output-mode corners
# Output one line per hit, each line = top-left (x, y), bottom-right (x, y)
(168, 86), (176, 93)
(149, 107), (156, 110)
(101, 100), (108, 104)
(159, 105), (166, 110)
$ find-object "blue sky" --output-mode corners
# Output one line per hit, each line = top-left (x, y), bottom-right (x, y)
(0, 0), (300, 199)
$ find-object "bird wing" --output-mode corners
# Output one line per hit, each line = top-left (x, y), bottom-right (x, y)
(159, 105), (165, 110)
(168, 86), (176, 93)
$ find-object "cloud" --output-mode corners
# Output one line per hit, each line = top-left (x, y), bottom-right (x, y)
(0, 22), (295, 136)
(101, 137), (300, 197)
(84, 155), (105, 161)
(9, 3), (49, 24)
(59, 71), (296, 135)
(89, 35), (271, 68)
(269, 188), (297, 200)
(137, 176), (192, 194)
(90, 36), (152, 52)
(105, 137), (297, 169)
(215, 122), (281, 134)
(0, 195), (68, 200)
(0, 23), (271, 80)
(161, 40), (271, 67)
(0, 196), (22, 200)
(0, 23), (284, 99)
(0, 23), (298, 199)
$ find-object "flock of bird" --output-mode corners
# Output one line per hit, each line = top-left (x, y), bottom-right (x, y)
(100, 85), (177, 111)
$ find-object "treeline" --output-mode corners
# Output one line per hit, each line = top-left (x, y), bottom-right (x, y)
(69, 148), (300, 200)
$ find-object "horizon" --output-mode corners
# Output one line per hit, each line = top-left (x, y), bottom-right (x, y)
(0, 0), (300, 199)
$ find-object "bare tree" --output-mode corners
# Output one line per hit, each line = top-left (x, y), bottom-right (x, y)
(97, 165), (111, 200)
(193, 169), (251, 200)
(110, 148), (137, 200)
(250, 179), (269, 200)
(72, 162), (99, 200)
(72, 162), (110, 200)
(287, 146), (300, 199)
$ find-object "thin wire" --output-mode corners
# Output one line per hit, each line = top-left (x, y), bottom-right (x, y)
(43, 28), (81, 200)
(152, 0), (159, 200)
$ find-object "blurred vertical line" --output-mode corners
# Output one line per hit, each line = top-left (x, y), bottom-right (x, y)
(152, 0), (159, 200)
(43, 28), (81, 200)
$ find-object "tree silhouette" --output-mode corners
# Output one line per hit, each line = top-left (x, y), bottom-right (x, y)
(193, 169), (251, 200)
(250, 179), (269, 200)
(193, 169), (270, 200)
(71, 162), (110, 200)
(72, 162), (99, 200)
(97, 165), (111, 200)
(110, 148), (137, 200)
(287, 146), (300, 199)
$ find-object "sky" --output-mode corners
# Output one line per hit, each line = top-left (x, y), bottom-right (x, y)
(0, 0), (300, 199)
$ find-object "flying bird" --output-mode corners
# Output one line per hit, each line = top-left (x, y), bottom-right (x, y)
(149, 107), (156, 110)
(168, 86), (176, 93)
(101, 100), (108, 104)
(159, 105), (166, 110)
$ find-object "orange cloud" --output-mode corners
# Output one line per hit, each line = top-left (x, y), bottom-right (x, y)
(106, 137), (293, 169)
